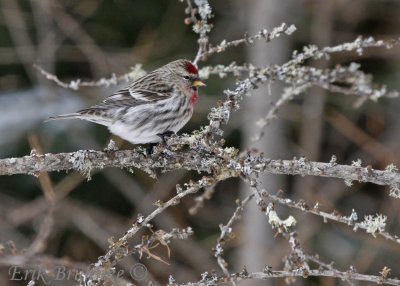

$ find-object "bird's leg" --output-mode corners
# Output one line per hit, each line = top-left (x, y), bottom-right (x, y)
(146, 131), (174, 155)
(157, 131), (175, 146)
(146, 143), (157, 155)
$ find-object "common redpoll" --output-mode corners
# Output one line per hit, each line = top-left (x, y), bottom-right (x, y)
(49, 59), (205, 149)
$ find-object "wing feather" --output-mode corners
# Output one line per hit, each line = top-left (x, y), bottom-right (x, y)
(102, 69), (174, 105)
(68, 69), (175, 119)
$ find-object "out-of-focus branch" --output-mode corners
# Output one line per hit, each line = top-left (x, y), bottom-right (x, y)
(34, 0), (109, 76)
(0, 254), (88, 270)
(25, 134), (55, 256)
(1, 0), (38, 82)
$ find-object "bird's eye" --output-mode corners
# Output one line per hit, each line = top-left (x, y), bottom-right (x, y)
(183, 75), (190, 80)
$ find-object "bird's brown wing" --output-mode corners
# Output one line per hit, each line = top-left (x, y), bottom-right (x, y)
(101, 70), (175, 105)
(75, 69), (176, 119)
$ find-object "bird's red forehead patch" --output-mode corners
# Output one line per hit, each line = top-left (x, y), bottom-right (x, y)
(185, 62), (198, 74)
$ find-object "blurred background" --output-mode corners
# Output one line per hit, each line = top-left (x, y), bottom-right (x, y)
(0, 0), (400, 285)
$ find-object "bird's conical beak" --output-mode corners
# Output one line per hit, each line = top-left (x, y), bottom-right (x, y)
(192, 79), (206, 88)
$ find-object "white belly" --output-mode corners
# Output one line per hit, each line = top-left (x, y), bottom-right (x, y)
(108, 108), (193, 144)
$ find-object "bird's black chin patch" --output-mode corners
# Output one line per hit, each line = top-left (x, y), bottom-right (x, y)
(191, 86), (198, 91)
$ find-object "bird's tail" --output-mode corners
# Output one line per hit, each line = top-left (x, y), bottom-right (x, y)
(45, 113), (82, 122)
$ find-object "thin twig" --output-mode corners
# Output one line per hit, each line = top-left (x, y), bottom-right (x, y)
(33, 63), (146, 90)
(214, 194), (254, 285)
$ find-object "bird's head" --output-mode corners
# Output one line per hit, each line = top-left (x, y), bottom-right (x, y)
(166, 59), (206, 96)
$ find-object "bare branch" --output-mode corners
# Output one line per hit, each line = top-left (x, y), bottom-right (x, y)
(214, 194), (254, 284)
(33, 64), (146, 90)
(265, 191), (400, 244)
(203, 23), (296, 59)
(85, 176), (217, 284)
(1, 147), (400, 189)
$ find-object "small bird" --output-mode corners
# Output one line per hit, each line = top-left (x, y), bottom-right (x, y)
(49, 59), (205, 151)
